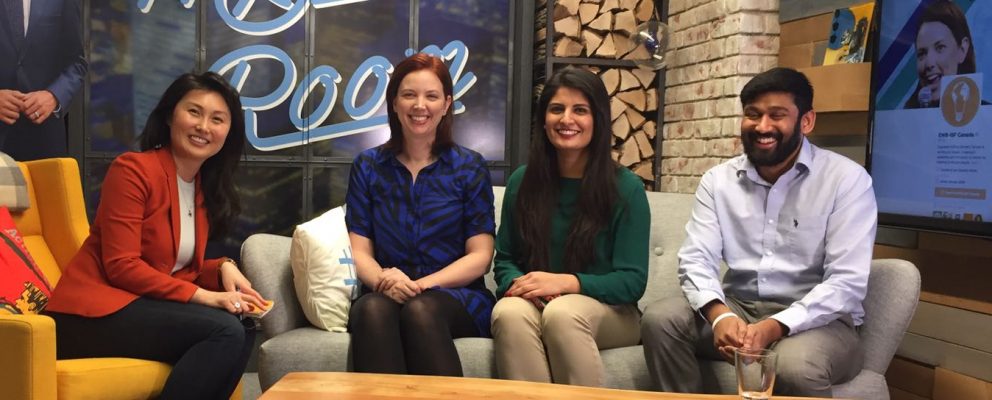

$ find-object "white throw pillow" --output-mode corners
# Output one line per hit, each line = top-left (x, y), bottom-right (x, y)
(290, 206), (360, 332)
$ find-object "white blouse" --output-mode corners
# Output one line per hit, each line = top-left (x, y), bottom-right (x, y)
(171, 176), (196, 274)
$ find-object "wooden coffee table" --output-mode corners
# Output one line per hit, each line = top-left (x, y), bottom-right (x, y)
(259, 372), (822, 399)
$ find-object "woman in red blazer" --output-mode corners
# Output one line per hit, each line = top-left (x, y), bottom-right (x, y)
(45, 72), (266, 400)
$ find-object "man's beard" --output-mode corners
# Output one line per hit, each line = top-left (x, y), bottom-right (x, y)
(742, 119), (803, 167)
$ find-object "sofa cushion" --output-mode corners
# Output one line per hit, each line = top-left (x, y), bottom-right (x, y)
(833, 370), (889, 399)
(454, 337), (496, 378)
(258, 327), (353, 390)
(601, 345), (653, 389)
(56, 358), (171, 399)
(257, 327), (498, 390)
(290, 206), (360, 332)
(0, 153), (29, 212)
(639, 192), (696, 310)
(0, 207), (51, 314)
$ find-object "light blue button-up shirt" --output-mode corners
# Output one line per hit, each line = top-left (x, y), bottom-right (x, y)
(678, 138), (877, 335)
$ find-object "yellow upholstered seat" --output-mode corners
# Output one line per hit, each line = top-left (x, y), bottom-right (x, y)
(0, 158), (241, 400)
(57, 358), (171, 399)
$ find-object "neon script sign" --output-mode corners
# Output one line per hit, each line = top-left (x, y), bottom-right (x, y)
(140, 0), (478, 151)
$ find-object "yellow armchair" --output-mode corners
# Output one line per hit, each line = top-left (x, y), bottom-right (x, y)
(0, 158), (242, 400)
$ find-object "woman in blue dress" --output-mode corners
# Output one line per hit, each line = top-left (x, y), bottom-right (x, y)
(345, 53), (496, 376)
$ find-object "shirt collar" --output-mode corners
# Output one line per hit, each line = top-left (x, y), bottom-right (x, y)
(373, 146), (397, 165)
(736, 136), (814, 184)
(374, 145), (455, 167)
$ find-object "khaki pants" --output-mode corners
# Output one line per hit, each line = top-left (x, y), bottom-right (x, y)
(491, 294), (641, 387)
(640, 295), (861, 396)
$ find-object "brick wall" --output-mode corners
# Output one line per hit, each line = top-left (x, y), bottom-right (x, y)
(660, 0), (780, 193)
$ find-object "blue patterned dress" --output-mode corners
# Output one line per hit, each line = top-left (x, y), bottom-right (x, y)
(345, 145), (497, 337)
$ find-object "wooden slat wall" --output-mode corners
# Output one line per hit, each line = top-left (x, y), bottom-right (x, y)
(875, 235), (992, 308)
(887, 357), (935, 400)
(933, 368), (992, 400)
(797, 63), (871, 112)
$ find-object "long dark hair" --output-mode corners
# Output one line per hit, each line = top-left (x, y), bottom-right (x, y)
(516, 66), (619, 273)
(919, 0), (976, 74)
(383, 53), (454, 155)
(139, 71), (245, 238)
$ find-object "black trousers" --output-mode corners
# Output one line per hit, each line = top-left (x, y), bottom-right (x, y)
(0, 117), (69, 161)
(46, 297), (255, 400)
(348, 290), (478, 376)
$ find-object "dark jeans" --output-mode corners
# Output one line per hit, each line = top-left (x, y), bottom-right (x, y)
(46, 297), (255, 400)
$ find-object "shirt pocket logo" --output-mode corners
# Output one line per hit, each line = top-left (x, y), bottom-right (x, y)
(786, 214), (829, 264)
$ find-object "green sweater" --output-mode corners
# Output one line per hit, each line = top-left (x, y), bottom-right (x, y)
(494, 166), (651, 305)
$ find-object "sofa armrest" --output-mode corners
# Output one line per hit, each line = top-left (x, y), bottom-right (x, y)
(241, 233), (308, 339)
(23, 158), (89, 270)
(0, 314), (57, 400)
(860, 259), (921, 375)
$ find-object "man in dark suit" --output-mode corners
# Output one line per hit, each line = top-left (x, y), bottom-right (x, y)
(0, 0), (86, 161)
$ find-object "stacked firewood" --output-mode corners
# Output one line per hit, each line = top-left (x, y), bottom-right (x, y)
(537, 0), (657, 60)
(599, 66), (657, 183)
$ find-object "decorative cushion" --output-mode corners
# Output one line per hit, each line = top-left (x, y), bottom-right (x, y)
(0, 207), (51, 314)
(0, 152), (29, 211)
(290, 206), (360, 332)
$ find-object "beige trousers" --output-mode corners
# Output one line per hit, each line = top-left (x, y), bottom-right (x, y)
(491, 294), (641, 387)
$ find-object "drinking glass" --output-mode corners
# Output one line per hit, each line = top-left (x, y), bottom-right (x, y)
(735, 348), (777, 400)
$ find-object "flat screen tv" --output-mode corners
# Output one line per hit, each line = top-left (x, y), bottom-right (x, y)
(868, 0), (992, 237)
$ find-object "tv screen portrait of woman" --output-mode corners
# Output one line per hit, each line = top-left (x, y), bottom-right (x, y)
(906, 0), (976, 109)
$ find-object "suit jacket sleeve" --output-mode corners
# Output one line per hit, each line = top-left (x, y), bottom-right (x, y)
(49, 0), (87, 117)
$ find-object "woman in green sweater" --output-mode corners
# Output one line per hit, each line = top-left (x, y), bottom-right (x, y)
(491, 66), (650, 387)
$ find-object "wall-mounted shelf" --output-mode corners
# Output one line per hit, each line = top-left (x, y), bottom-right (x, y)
(549, 56), (637, 68)
(798, 63), (872, 113)
(779, 10), (872, 113)
(779, 11), (872, 149)
(811, 111), (869, 136)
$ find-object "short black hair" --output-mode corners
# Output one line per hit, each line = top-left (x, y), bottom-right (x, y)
(740, 67), (814, 116)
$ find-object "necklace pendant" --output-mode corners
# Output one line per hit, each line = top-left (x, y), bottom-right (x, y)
(188, 209), (193, 217)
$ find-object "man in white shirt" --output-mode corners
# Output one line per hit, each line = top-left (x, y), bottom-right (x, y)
(641, 67), (877, 396)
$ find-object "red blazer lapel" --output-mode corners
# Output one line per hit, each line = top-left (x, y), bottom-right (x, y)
(154, 148), (182, 269)
(156, 146), (209, 275)
(193, 174), (208, 274)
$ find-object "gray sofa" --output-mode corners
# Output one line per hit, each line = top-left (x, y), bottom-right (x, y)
(242, 187), (921, 398)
